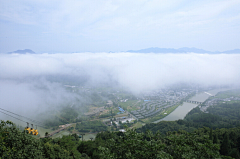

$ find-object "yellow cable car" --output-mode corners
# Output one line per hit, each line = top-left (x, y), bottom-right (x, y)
(24, 123), (39, 135)
(33, 129), (39, 136)
(30, 124), (35, 135)
(33, 125), (38, 136)
(24, 122), (31, 134)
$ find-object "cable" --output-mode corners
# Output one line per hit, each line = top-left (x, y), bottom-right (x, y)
(0, 109), (46, 128)
(0, 107), (45, 125)
(0, 110), (27, 123)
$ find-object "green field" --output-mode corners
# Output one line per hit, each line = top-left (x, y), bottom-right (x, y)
(118, 99), (142, 110)
(132, 122), (143, 129)
(38, 127), (53, 137)
(75, 120), (107, 133)
(82, 133), (97, 141)
(52, 130), (71, 139)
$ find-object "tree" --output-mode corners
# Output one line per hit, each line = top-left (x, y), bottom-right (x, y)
(97, 128), (222, 159)
(209, 128), (213, 141)
(237, 137), (240, 153)
(221, 132), (230, 156)
(0, 120), (43, 158)
(213, 133), (219, 144)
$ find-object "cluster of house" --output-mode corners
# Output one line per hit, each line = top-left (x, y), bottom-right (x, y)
(105, 116), (135, 127)
(200, 96), (240, 112)
(114, 116), (134, 124)
(140, 89), (194, 101)
(130, 100), (177, 119)
(120, 99), (128, 102)
(129, 89), (194, 119)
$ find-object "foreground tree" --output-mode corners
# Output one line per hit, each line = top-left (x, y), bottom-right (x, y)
(97, 128), (222, 159)
(0, 120), (43, 158)
(221, 132), (230, 156)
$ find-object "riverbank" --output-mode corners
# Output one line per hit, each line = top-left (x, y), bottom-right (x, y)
(153, 88), (228, 123)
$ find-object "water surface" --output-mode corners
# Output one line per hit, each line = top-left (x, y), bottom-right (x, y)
(153, 89), (226, 123)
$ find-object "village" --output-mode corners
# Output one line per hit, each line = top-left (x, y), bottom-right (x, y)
(80, 87), (197, 129)
(200, 96), (240, 112)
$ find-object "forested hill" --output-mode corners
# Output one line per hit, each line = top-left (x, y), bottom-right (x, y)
(1, 120), (239, 158)
(136, 101), (240, 158)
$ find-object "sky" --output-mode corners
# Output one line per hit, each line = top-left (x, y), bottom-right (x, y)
(0, 0), (240, 53)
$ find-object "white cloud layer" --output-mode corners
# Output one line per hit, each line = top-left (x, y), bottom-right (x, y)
(0, 52), (239, 122)
(1, 53), (239, 91)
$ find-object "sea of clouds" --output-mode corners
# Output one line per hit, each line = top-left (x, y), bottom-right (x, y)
(0, 52), (240, 121)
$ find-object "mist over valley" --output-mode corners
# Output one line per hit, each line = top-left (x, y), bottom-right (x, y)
(1, 52), (239, 123)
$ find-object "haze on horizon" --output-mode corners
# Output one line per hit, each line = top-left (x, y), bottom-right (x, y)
(0, 0), (240, 53)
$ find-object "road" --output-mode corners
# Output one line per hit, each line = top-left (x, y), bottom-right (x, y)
(41, 124), (72, 138)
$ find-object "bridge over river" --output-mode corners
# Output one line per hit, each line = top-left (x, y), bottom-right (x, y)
(186, 100), (203, 104)
(153, 89), (227, 123)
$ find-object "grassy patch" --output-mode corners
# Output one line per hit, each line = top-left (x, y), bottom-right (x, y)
(75, 120), (107, 133)
(51, 130), (71, 139)
(82, 133), (97, 141)
(118, 100), (141, 111)
(132, 122), (143, 129)
(38, 127), (53, 137)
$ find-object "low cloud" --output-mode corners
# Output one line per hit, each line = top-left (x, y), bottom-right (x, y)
(0, 53), (240, 121)
(1, 53), (240, 90)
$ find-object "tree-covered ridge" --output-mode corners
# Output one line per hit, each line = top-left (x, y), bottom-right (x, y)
(136, 101), (240, 158)
(94, 129), (222, 159)
(1, 120), (240, 158)
(207, 102), (240, 120)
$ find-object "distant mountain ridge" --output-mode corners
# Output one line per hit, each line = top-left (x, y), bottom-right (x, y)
(221, 49), (240, 53)
(8, 49), (35, 54)
(126, 47), (240, 53)
(5, 48), (240, 54)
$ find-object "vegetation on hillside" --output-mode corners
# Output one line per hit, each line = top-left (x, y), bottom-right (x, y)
(2, 120), (238, 159)
(2, 90), (240, 158)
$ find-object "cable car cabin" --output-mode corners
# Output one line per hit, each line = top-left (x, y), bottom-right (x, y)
(24, 127), (31, 134)
(30, 128), (35, 135)
(33, 129), (39, 136)
(24, 123), (39, 135)
(33, 125), (39, 135)
(24, 122), (31, 134)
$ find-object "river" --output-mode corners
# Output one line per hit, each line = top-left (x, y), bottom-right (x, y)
(153, 89), (226, 123)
